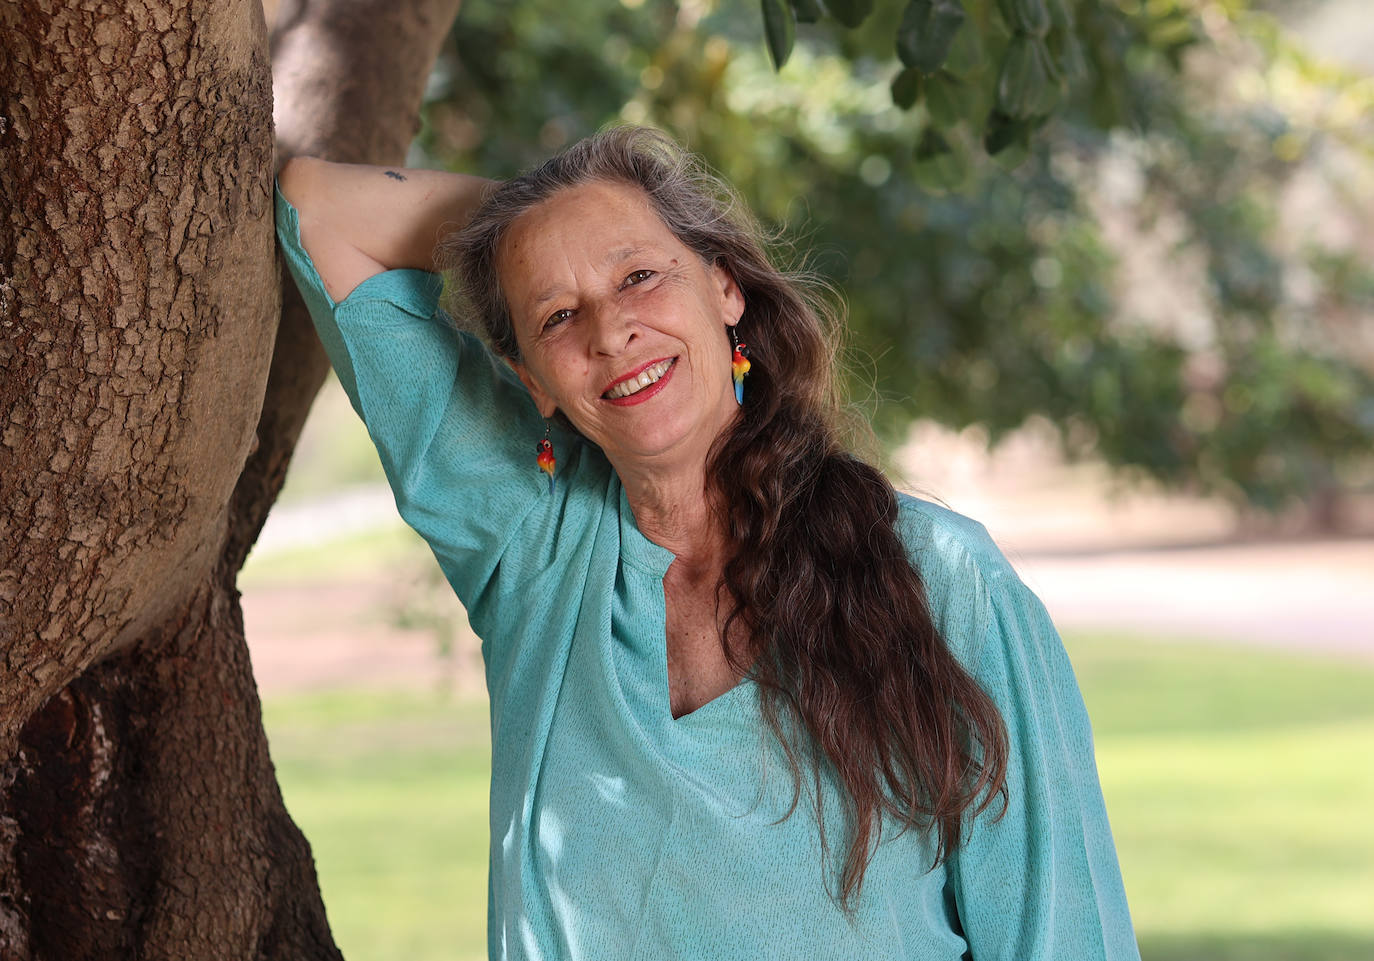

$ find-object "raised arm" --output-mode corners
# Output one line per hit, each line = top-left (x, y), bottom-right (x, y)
(272, 157), (582, 638)
(277, 157), (495, 303)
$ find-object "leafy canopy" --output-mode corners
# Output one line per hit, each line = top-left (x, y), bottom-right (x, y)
(418, 0), (1374, 511)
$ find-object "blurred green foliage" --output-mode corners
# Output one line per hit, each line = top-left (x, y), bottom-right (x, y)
(416, 0), (1374, 513)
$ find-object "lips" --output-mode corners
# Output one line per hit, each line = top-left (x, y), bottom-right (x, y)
(602, 358), (676, 401)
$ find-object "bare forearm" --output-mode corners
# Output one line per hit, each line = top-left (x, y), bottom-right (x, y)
(278, 157), (495, 301)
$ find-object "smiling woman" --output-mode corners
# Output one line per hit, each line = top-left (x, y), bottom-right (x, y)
(492, 180), (745, 475)
(276, 125), (1140, 961)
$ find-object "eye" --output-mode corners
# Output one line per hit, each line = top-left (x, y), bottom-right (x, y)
(622, 269), (654, 287)
(543, 308), (574, 331)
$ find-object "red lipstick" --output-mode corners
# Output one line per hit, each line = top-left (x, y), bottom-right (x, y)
(601, 357), (677, 407)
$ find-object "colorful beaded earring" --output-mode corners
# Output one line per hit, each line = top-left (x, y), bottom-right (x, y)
(729, 325), (751, 406)
(535, 424), (556, 494)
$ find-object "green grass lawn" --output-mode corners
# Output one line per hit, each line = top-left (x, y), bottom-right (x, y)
(264, 635), (1374, 961)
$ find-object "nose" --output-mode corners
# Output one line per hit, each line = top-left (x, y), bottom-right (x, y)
(588, 298), (637, 356)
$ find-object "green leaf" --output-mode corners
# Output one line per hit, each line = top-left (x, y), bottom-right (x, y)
(996, 34), (1034, 118)
(825, 0), (875, 29)
(1026, 37), (1061, 114)
(1047, 27), (1087, 83)
(994, 0), (1049, 37)
(996, 33), (1059, 119)
(891, 67), (924, 110)
(991, 138), (1031, 171)
(1046, 0), (1074, 31)
(1012, 0), (1051, 38)
(761, 0), (796, 70)
(789, 0), (826, 24)
(912, 128), (966, 192)
(915, 127), (951, 160)
(923, 70), (966, 128)
(942, 13), (985, 79)
(983, 110), (1032, 165)
(896, 0), (967, 74)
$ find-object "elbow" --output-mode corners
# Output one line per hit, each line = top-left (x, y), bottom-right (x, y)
(276, 155), (324, 208)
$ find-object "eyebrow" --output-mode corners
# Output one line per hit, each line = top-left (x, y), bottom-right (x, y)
(526, 245), (654, 315)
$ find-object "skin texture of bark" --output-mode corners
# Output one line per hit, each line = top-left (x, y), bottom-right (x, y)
(0, 0), (462, 957)
(1, 0), (278, 754)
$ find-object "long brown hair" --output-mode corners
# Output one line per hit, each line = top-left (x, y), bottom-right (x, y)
(438, 125), (1007, 906)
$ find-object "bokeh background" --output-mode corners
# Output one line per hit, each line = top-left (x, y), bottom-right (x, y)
(248, 1), (1373, 958)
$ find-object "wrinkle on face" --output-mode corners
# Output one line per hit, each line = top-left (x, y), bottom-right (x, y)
(493, 181), (744, 481)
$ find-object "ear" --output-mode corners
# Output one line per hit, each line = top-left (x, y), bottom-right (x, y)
(505, 357), (560, 419)
(713, 261), (746, 328)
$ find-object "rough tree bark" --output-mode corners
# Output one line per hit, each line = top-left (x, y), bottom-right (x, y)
(0, 0), (461, 957)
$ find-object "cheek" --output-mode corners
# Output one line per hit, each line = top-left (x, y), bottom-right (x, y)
(638, 275), (724, 339)
(538, 350), (592, 400)
(629, 280), (679, 315)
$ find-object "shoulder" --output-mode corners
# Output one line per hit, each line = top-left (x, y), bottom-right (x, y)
(894, 492), (1018, 584)
(893, 492), (1023, 667)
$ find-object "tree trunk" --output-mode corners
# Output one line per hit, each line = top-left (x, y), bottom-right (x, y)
(0, 0), (461, 957)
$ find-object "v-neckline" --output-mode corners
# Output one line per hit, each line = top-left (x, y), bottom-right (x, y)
(615, 482), (755, 726)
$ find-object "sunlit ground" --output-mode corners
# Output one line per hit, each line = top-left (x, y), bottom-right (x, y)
(264, 635), (1374, 961)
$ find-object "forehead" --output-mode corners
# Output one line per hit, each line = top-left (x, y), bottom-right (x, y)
(496, 181), (684, 290)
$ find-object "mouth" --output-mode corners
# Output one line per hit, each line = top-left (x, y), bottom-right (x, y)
(601, 357), (676, 403)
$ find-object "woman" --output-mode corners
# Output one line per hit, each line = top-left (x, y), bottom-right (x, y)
(276, 126), (1139, 960)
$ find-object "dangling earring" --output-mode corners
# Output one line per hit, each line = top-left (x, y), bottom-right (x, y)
(729, 325), (751, 406)
(535, 424), (556, 495)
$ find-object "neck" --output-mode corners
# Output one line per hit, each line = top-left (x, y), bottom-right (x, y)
(615, 459), (724, 573)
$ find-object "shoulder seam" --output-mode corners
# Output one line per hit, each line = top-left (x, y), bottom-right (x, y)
(897, 495), (1018, 673)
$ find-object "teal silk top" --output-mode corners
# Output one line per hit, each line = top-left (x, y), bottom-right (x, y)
(276, 187), (1140, 961)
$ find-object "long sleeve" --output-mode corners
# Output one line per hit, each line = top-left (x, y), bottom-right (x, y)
(896, 497), (1139, 960)
(947, 567), (1140, 961)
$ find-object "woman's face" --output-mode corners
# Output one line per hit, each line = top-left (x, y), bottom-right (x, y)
(498, 180), (746, 476)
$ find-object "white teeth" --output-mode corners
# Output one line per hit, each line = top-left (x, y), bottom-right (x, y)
(606, 359), (673, 399)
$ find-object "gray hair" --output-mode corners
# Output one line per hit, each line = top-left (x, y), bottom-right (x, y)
(437, 125), (825, 381)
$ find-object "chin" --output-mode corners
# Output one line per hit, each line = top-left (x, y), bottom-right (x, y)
(633, 418), (736, 467)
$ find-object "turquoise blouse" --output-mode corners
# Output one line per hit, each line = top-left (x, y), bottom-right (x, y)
(276, 187), (1140, 961)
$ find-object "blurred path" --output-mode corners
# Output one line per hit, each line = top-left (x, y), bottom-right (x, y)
(243, 423), (1373, 694)
(242, 576), (460, 695)
(899, 422), (1374, 660)
(1011, 541), (1373, 660)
